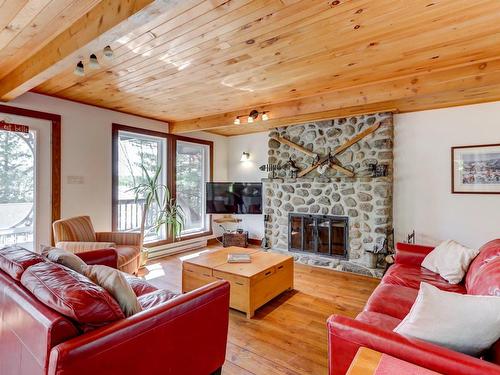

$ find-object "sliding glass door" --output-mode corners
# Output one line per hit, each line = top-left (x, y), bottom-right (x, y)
(176, 140), (210, 236)
(112, 125), (212, 246)
(116, 129), (167, 243)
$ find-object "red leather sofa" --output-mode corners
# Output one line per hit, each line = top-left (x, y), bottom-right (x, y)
(328, 239), (500, 375)
(0, 246), (230, 375)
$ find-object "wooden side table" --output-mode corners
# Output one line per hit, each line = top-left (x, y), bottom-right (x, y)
(347, 347), (441, 374)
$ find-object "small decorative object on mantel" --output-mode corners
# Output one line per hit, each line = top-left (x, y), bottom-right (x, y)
(259, 163), (282, 178)
(283, 157), (300, 178)
(368, 162), (389, 177)
(452, 143), (500, 194)
(407, 229), (415, 244)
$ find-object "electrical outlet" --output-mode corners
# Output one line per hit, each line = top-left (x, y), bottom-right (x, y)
(67, 176), (84, 185)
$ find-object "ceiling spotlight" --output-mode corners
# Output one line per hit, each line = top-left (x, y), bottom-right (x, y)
(262, 111), (269, 121)
(248, 109), (259, 123)
(234, 116), (241, 125)
(103, 45), (114, 59)
(74, 61), (84, 76)
(89, 54), (100, 69)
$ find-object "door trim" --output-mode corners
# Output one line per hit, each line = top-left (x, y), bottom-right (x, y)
(0, 104), (61, 244)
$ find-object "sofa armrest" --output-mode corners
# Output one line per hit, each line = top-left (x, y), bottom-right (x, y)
(48, 281), (230, 375)
(96, 232), (141, 246)
(76, 249), (118, 268)
(55, 241), (116, 252)
(327, 315), (500, 375)
(395, 242), (435, 267)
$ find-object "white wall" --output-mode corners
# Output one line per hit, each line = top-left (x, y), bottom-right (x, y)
(394, 102), (500, 248)
(226, 132), (268, 240)
(6, 93), (180, 233)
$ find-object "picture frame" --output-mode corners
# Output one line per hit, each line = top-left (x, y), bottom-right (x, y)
(451, 143), (500, 194)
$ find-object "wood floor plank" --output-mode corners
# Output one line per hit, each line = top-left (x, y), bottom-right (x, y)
(139, 245), (379, 375)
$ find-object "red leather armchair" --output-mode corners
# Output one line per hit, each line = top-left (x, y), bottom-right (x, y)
(0, 246), (230, 375)
(327, 239), (500, 375)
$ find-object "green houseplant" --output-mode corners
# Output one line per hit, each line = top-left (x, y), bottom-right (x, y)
(131, 165), (185, 264)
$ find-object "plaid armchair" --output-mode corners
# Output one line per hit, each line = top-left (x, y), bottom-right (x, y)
(52, 216), (142, 274)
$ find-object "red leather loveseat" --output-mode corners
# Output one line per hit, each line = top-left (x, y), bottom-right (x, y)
(328, 239), (500, 375)
(0, 246), (230, 375)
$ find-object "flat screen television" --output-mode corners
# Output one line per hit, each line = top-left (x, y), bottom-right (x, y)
(206, 182), (263, 214)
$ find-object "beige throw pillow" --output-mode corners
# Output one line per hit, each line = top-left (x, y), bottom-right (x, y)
(45, 247), (87, 274)
(82, 265), (142, 317)
(394, 283), (500, 356)
(421, 239), (479, 284)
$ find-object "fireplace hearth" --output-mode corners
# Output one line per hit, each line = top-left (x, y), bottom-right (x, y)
(288, 213), (348, 259)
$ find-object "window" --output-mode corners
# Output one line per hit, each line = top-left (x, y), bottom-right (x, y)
(115, 129), (167, 243)
(176, 140), (210, 235)
(112, 124), (212, 246)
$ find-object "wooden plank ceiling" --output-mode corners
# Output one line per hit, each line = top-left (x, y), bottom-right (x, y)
(1, 0), (500, 136)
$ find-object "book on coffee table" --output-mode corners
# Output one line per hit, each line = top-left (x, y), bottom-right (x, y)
(227, 253), (252, 263)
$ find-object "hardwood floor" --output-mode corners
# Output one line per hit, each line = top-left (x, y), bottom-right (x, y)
(138, 246), (379, 375)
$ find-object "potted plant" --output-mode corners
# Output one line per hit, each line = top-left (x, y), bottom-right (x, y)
(131, 165), (185, 265)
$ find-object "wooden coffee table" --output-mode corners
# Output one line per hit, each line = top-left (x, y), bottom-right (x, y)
(182, 246), (294, 318)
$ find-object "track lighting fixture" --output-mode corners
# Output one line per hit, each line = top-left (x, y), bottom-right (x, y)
(89, 54), (100, 69)
(74, 61), (85, 76)
(234, 110), (270, 124)
(103, 45), (114, 59)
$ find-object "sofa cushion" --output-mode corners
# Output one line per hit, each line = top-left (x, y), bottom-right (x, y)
(465, 239), (500, 296)
(137, 289), (178, 310)
(123, 274), (158, 297)
(82, 265), (142, 317)
(394, 283), (500, 356)
(421, 240), (479, 284)
(46, 247), (87, 273)
(383, 264), (466, 293)
(0, 246), (45, 281)
(21, 262), (124, 329)
(356, 311), (401, 331)
(364, 283), (419, 320)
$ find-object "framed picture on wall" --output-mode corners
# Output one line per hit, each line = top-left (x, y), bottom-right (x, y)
(452, 143), (500, 194)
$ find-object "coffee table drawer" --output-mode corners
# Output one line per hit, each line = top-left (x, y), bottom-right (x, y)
(213, 270), (248, 286)
(182, 263), (215, 292)
(213, 270), (249, 312)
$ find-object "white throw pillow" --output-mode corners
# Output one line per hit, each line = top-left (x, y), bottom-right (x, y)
(394, 283), (500, 356)
(421, 239), (479, 284)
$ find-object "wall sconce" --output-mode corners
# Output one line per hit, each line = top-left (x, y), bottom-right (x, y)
(234, 116), (241, 125)
(240, 152), (250, 162)
(89, 54), (100, 69)
(74, 61), (85, 76)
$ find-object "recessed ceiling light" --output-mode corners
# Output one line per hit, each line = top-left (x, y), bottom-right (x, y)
(103, 45), (114, 59)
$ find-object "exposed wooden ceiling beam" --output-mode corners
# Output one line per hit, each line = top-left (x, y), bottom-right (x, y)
(0, 0), (180, 101)
(169, 58), (500, 135)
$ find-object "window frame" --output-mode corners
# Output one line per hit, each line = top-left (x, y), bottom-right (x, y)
(112, 124), (213, 247)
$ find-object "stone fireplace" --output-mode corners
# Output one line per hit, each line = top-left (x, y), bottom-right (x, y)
(263, 112), (393, 277)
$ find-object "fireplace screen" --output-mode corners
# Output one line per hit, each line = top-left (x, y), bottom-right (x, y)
(289, 214), (348, 259)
